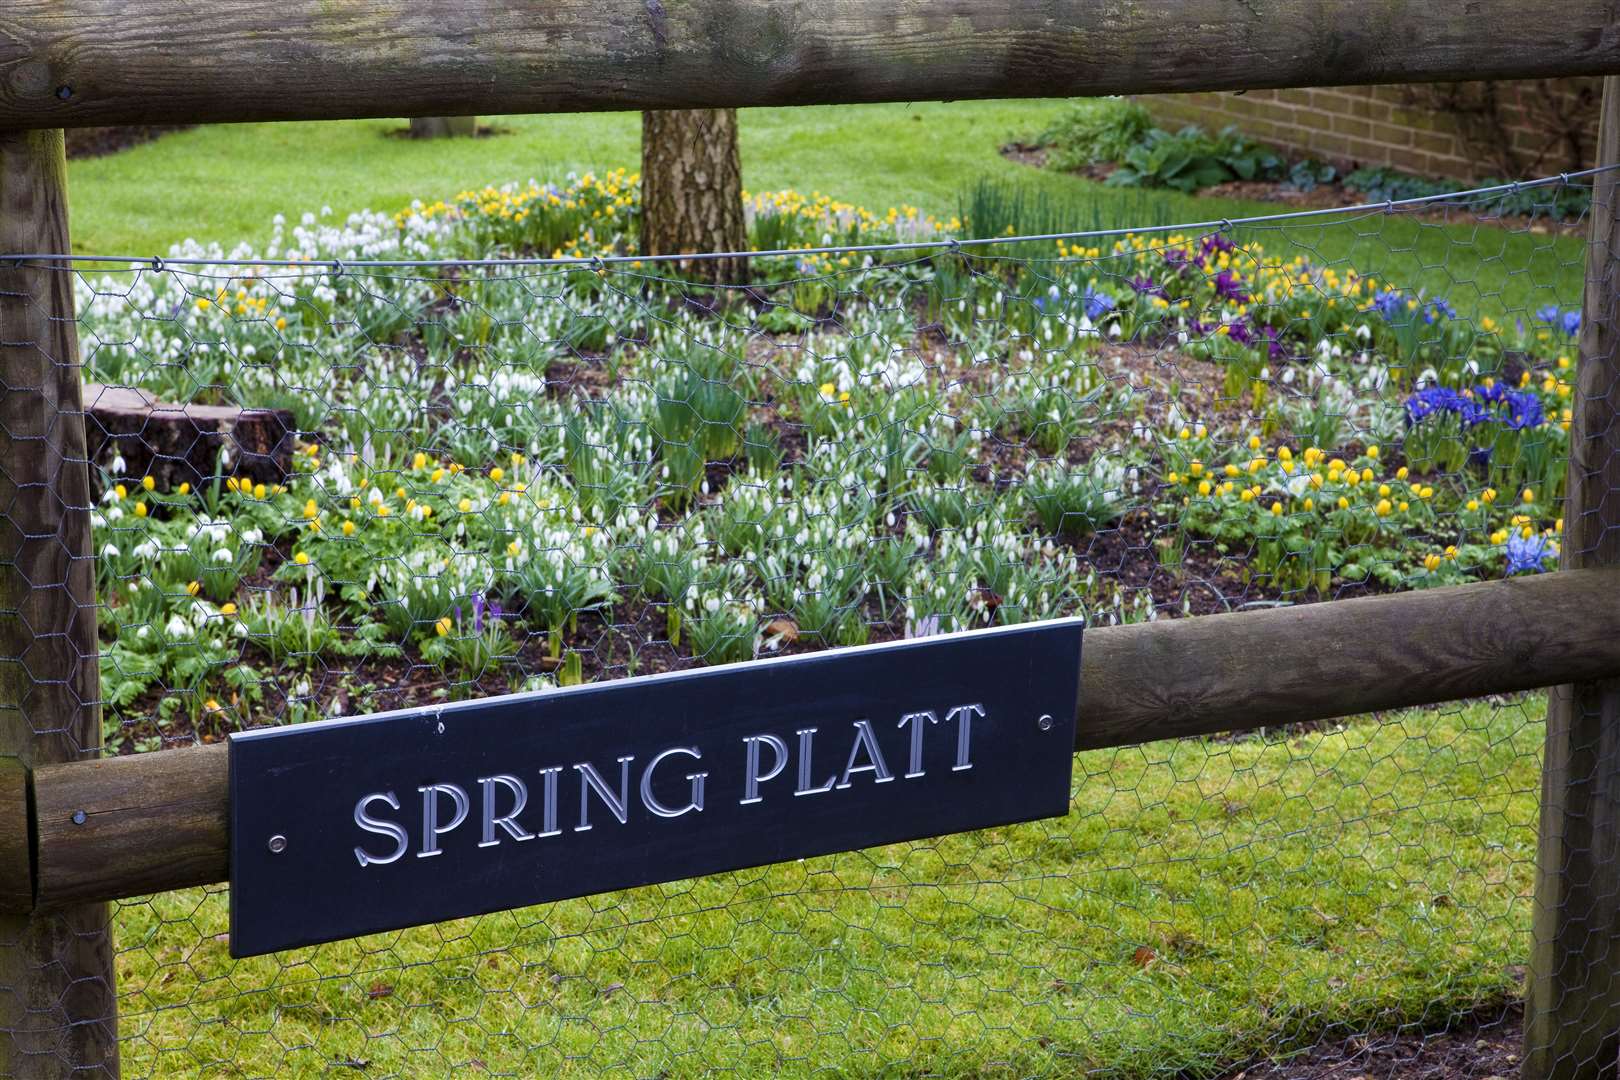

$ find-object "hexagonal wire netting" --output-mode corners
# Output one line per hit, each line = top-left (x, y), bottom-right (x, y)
(2, 169), (1615, 1077)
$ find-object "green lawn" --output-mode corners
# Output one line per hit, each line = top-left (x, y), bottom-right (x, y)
(67, 102), (1585, 319)
(114, 697), (1542, 1078)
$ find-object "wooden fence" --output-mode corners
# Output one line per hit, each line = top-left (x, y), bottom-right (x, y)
(2, 4), (1620, 1077)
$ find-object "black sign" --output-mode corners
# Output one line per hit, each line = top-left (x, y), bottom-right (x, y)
(228, 619), (1083, 957)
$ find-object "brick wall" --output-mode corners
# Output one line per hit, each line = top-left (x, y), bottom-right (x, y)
(1137, 81), (1602, 183)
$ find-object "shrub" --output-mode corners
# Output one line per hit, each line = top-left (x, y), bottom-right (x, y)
(1038, 98), (1154, 172)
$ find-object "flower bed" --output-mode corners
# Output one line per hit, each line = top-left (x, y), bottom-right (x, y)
(78, 174), (1579, 749)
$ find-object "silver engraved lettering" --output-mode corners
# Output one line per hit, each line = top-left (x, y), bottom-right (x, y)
(574, 756), (634, 831)
(944, 703), (985, 771)
(836, 719), (894, 789)
(537, 766), (562, 837)
(740, 733), (790, 804)
(897, 710), (937, 778)
(477, 774), (535, 848)
(793, 728), (837, 796)
(353, 791), (409, 868)
(640, 746), (707, 818)
(415, 782), (471, 858)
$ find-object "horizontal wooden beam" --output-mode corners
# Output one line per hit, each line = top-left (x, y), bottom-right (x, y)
(19, 566), (1620, 911)
(0, 1), (1618, 130)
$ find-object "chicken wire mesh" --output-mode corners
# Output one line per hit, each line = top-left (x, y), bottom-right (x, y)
(1, 169), (1615, 1078)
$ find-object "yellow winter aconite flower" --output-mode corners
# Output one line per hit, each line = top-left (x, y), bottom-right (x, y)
(1188, 461), (1203, 477)
(1377, 484), (1391, 498)
(294, 551), (310, 566)
(507, 541), (521, 556)
(1366, 445), (1380, 460)
(1375, 499), (1392, 516)
(142, 475), (156, 492)
(1168, 471), (1180, 485)
(342, 520), (356, 537)
(1247, 435), (1261, 451)
(1466, 499), (1480, 512)
(1423, 553), (1443, 572)
(1197, 480), (1211, 497)
(1482, 487), (1497, 503)
(114, 483), (127, 500)
(1303, 497), (1314, 511)
(252, 483), (266, 500)
(435, 615), (453, 637)
(186, 581), (201, 597)
(1522, 488), (1536, 504)
(458, 498), (472, 513)
(413, 452), (428, 471)
(431, 468), (445, 483)
(1337, 497), (1350, 510)
(220, 602), (238, 617)
(1224, 464), (1240, 478)
(1239, 489), (1254, 503)
(1396, 467), (1409, 481)
(133, 502), (148, 518)
(1269, 502), (1282, 516)
(490, 467), (505, 482)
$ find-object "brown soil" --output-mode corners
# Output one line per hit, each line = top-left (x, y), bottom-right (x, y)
(67, 125), (193, 160)
(1218, 1003), (1524, 1079)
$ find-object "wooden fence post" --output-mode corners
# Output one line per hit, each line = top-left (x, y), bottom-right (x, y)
(0, 130), (119, 1076)
(1525, 75), (1620, 1080)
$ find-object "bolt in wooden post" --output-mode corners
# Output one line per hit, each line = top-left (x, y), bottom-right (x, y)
(1525, 76), (1620, 1080)
(0, 130), (119, 1077)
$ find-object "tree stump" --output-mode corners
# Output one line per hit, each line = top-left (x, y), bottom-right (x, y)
(83, 383), (296, 492)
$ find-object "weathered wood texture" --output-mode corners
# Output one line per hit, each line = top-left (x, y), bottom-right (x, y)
(0, 130), (118, 1077)
(0, 2), (1618, 130)
(28, 565), (1620, 908)
(1524, 76), (1620, 1080)
(83, 383), (295, 493)
(0, 758), (27, 915)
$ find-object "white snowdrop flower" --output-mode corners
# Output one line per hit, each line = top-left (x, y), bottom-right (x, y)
(100, 543), (120, 559)
(213, 547), (233, 564)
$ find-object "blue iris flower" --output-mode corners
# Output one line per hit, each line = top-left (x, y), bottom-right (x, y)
(1504, 531), (1555, 575)
(1504, 390), (1545, 430)
(1081, 285), (1116, 320)
(1537, 306), (1583, 337)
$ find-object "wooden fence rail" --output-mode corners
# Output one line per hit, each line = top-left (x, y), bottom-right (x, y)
(0, 1), (1617, 130)
(11, 565), (1620, 912)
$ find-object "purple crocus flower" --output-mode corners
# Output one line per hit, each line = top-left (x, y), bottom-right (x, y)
(1213, 271), (1248, 304)
(472, 592), (485, 634)
(1129, 275), (1166, 298)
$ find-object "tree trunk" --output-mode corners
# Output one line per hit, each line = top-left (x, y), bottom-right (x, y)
(408, 116), (477, 138)
(640, 109), (747, 284)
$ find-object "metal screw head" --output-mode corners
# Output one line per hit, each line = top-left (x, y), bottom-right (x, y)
(267, 835), (288, 854)
(1037, 714), (1054, 732)
(71, 809), (87, 825)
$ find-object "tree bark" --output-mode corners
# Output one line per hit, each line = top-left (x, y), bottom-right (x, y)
(408, 117), (477, 138)
(640, 109), (747, 285)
